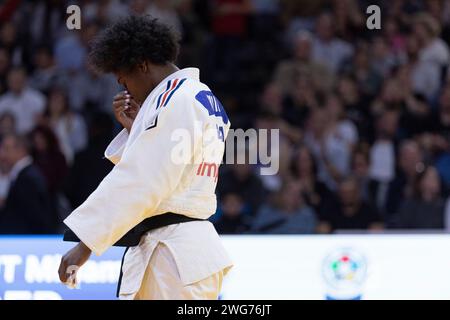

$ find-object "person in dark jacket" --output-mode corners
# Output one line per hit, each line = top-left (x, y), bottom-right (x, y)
(393, 166), (445, 229)
(0, 133), (54, 234)
(214, 192), (251, 234)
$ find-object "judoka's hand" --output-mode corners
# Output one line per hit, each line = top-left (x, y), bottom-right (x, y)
(58, 242), (92, 283)
(113, 90), (140, 132)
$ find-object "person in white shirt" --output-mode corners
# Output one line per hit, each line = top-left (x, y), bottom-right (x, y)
(312, 12), (354, 75)
(0, 67), (46, 134)
(58, 15), (233, 300)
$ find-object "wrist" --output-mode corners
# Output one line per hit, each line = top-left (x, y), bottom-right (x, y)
(78, 242), (92, 255)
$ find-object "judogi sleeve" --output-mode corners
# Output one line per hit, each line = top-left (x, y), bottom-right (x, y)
(64, 92), (199, 255)
(104, 129), (129, 165)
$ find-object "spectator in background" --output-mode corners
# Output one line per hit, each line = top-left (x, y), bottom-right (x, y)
(394, 166), (445, 229)
(383, 17), (407, 58)
(42, 87), (87, 164)
(304, 106), (352, 191)
(0, 46), (11, 94)
(214, 192), (251, 234)
(413, 13), (449, 80)
(69, 66), (120, 114)
(218, 162), (266, 216)
(250, 181), (317, 234)
(370, 35), (398, 79)
(385, 139), (425, 221)
(324, 93), (359, 149)
(253, 111), (295, 191)
(317, 176), (383, 233)
(29, 125), (68, 196)
(0, 21), (27, 67)
(273, 30), (334, 96)
(332, 0), (364, 39)
(30, 125), (69, 230)
(0, 133), (54, 234)
(146, 0), (183, 35)
(28, 0), (66, 48)
(0, 67), (46, 134)
(83, 0), (128, 26)
(404, 32), (441, 102)
(434, 85), (450, 191)
(337, 75), (371, 141)
(0, 111), (15, 137)
(282, 73), (319, 129)
(29, 45), (67, 95)
(312, 11), (354, 74)
(54, 20), (98, 73)
(351, 142), (378, 206)
(344, 41), (382, 98)
(291, 145), (333, 215)
(207, 0), (253, 87)
(64, 112), (114, 209)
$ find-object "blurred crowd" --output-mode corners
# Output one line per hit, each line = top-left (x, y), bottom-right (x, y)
(0, 0), (449, 235)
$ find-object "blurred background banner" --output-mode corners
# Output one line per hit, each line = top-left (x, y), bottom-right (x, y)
(0, 236), (122, 300)
(2, 234), (450, 300)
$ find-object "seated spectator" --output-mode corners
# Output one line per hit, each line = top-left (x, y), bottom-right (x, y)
(214, 193), (251, 234)
(281, 73), (319, 129)
(317, 176), (383, 233)
(250, 181), (317, 234)
(312, 12), (354, 75)
(291, 145), (333, 215)
(29, 45), (67, 95)
(351, 142), (379, 206)
(304, 107), (352, 191)
(413, 13), (449, 79)
(146, 0), (183, 35)
(394, 166), (445, 229)
(273, 30), (334, 96)
(0, 111), (15, 137)
(369, 109), (399, 213)
(324, 93), (359, 149)
(30, 125), (68, 195)
(337, 75), (372, 141)
(343, 41), (382, 98)
(385, 139), (425, 220)
(0, 67), (46, 134)
(403, 33), (441, 102)
(370, 36), (398, 78)
(0, 133), (55, 234)
(42, 87), (88, 164)
(218, 162), (266, 216)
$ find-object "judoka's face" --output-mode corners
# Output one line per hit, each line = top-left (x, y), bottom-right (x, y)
(115, 63), (155, 105)
(115, 70), (144, 104)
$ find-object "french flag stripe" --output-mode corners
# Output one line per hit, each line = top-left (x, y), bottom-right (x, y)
(159, 78), (179, 108)
(163, 78), (187, 107)
(156, 80), (172, 109)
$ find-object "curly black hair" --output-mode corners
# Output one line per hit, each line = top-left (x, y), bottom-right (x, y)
(88, 15), (180, 73)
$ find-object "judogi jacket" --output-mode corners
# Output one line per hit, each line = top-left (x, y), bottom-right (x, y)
(64, 68), (233, 293)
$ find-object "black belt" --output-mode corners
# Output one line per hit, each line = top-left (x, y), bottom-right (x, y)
(63, 212), (206, 297)
(63, 212), (205, 247)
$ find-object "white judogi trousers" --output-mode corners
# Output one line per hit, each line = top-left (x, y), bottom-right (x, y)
(118, 221), (232, 300)
(121, 243), (224, 300)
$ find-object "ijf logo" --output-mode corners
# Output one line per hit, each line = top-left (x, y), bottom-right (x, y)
(322, 248), (368, 300)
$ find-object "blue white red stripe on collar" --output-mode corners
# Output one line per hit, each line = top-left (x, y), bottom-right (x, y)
(156, 78), (187, 109)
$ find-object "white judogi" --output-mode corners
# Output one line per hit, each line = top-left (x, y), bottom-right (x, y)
(64, 68), (233, 299)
